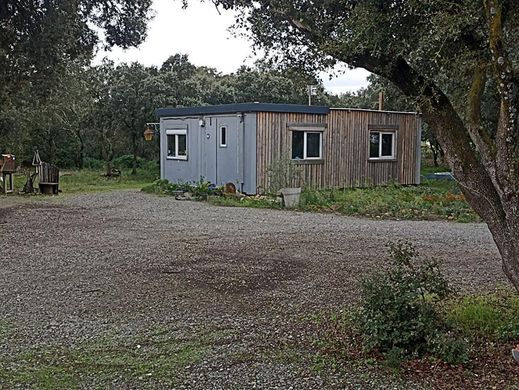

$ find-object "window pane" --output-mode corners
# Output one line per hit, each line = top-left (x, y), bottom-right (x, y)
(292, 131), (304, 159)
(381, 133), (393, 157)
(369, 132), (380, 158)
(306, 132), (321, 158)
(177, 134), (187, 156)
(220, 126), (227, 146)
(167, 135), (176, 157)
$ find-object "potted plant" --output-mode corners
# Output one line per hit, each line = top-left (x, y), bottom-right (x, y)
(267, 155), (303, 208)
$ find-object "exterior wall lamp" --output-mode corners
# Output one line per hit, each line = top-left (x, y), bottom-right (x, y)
(143, 122), (160, 141)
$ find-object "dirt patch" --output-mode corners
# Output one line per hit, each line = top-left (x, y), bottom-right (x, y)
(164, 249), (305, 294)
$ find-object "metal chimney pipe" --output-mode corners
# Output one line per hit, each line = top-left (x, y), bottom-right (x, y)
(378, 91), (384, 111)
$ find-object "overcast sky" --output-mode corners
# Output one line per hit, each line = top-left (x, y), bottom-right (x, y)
(94, 0), (370, 95)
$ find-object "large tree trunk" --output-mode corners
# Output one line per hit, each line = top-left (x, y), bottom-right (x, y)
(487, 219), (519, 290)
(132, 145), (138, 175)
(419, 85), (519, 293)
(100, 127), (114, 176)
(75, 128), (84, 170)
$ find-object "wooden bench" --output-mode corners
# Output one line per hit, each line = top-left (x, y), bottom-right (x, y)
(39, 162), (59, 194)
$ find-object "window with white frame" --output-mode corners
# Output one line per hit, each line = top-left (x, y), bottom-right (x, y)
(369, 131), (395, 159)
(291, 131), (322, 160)
(219, 126), (227, 147)
(166, 129), (187, 159)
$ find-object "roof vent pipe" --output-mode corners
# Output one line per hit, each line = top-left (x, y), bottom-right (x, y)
(378, 91), (384, 111)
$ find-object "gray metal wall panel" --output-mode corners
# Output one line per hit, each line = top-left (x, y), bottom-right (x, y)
(160, 113), (255, 194)
(215, 116), (240, 187)
(201, 117), (217, 183)
(161, 118), (201, 184)
(243, 113), (257, 194)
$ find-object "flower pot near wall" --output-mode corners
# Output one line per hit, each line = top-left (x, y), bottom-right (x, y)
(280, 187), (301, 208)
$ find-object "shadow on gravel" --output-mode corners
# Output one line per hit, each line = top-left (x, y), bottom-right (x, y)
(155, 249), (305, 295)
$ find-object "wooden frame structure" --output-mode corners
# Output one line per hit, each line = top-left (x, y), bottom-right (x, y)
(0, 154), (16, 194)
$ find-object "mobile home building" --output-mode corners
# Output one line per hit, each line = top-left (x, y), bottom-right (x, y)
(155, 103), (421, 194)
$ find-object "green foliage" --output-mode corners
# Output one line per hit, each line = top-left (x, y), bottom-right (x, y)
(208, 195), (282, 210)
(112, 155), (152, 170)
(83, 158), (105, 170)
(191, 179), (213, 198)
(58, 168), (158, 193)
(141, 178), (221, 199)
(358, 241), (452, 358)
(428, 332), (469, 365)
(299, 182), (478, 223)
(141, 179), (192, 195)
(0, 0), (153, 167)
(445, 290), (519, 341)
(0, 324), (211, 388)
(332, 74), (415, 112)
(267, 156), (302, 193)
(148, 173), (477, 223)
(383, 347), (407, 369)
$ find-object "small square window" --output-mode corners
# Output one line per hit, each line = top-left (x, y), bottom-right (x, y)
(291, 131), (322, 160)
(166, 129), (188, 160)
(369, 131), (395, 159)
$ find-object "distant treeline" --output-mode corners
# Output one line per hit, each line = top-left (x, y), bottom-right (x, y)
(0, 54), (414, 173)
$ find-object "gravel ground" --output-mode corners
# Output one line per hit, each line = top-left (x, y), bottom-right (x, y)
(0, 190), (506, 389)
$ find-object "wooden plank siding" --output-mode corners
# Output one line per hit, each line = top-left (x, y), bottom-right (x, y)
(255, 109), (420, 192)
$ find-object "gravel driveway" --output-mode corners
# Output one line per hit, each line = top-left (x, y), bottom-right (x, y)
(0, 190), (506, 389)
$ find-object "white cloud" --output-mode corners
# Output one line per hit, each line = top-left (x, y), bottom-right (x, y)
(94, 0), (370, 94)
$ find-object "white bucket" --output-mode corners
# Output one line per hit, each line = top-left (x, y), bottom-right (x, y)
(280, 187), (301, 208)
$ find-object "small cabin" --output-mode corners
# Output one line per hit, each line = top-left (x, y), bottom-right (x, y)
(155, 103), (421, 194)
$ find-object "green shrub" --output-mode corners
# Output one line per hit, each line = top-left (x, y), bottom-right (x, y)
(83, 158), (104, 170)
(428, 332), (469, 365)
(112, 155), (148, 169)
(191, 179), (213, 198)
(384, 347), (407, 369)
(298, 183), (479, 222)
(358, 241), (452, 357)
(141, 179), (191, 195)
(267, 156), (302, 194)
(141, 178), (221, 199)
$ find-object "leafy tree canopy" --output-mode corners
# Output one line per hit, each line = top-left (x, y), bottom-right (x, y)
(0, 0), (153, 105)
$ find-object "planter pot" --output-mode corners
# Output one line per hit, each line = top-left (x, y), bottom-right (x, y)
(280, 187), (301, 208)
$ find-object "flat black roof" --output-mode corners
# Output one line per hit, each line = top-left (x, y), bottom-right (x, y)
(156, 103), (330, 117)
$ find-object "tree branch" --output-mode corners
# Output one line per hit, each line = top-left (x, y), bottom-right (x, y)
(466, 61), (501, 195)
(485, 0), (519, 198)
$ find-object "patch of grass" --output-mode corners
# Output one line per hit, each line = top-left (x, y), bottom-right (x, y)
(5, 168), (159, 196)
(445, 288), (519, 341)
(59, 168), (159, 193)
(299, 181), (478, 222)
(420, 164), (451, 176)
(141, 179), (222, 199)
(200, 180), (476, 222)
(0, 325), (214, 388)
